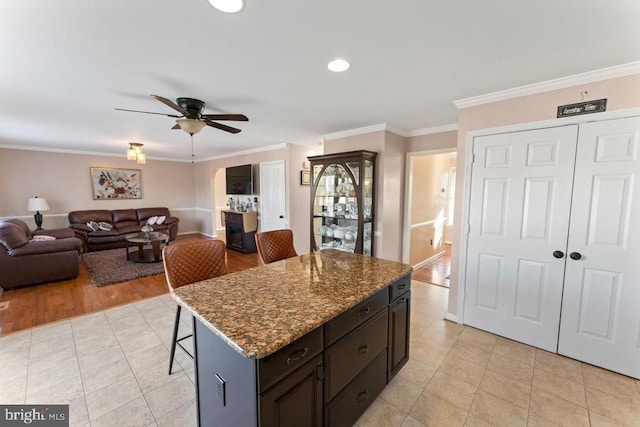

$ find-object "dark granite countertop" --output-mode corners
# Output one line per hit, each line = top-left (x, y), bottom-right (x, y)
(172, 250), (412, 359)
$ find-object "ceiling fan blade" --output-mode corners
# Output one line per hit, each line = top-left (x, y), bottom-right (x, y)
(150, 94), (187, 115)
(172, 124), (181, 130)
(115, 108), (181, 118)
(201, 114), (249, 122)
(204, 120), (242, 134)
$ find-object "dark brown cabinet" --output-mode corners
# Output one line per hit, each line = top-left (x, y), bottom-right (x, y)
(259, 355), (323, 427)
(224, 211), (257, 253)
(192, 272), (411, 426)
(388, 277), (411, 380)
(308, 151), (376, 256)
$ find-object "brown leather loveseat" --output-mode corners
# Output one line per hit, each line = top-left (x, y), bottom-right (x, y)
(68, 207), (179, 252)
(0, 218), (83, 290)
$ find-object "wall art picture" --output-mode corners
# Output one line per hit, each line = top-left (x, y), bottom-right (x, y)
(90, 167), (142, 199)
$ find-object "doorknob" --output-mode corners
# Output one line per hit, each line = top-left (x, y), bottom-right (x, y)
(569, 252), (582, 260)
(552, 251), (564, 259)
(279, 215), (284, 219)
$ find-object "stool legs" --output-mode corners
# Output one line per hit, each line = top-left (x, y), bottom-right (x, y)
(169, 305), (181, 375)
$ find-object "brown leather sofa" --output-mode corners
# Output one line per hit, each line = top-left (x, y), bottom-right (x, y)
(0, 219), (83, 290)
(68, 207), (179, 252)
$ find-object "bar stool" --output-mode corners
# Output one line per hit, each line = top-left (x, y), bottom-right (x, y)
(162, 239), (228, 374)
(254, 229), (298, 264)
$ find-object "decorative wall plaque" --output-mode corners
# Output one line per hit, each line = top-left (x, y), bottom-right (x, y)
(557, 99), (607, 118)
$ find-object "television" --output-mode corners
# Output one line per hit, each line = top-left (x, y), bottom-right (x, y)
(226, 164), (253, 195)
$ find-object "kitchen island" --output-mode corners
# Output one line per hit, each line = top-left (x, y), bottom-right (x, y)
(173, 250), (412, 427)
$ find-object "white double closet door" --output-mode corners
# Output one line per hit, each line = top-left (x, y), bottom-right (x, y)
(463, 116), (640, 379)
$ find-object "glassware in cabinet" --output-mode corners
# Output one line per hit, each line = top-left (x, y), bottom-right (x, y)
(308, 151), (376, 255)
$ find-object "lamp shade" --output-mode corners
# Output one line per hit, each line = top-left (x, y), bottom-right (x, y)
(27, 197), (50, 212)
(176, 118), (206, 135)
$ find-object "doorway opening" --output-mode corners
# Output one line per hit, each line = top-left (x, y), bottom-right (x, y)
(402, 150), (456, 287)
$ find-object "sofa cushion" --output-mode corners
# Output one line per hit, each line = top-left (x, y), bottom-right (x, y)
(146, 216), (158, 225)
(87, 232), (123, 244)
(0, 222), (29, 250)
(114, 221), (138, 231)
(69, 210), (113, 224)
(117, 224), (143, 234)
(112, 209), (137, 223)
(136, 207), (170, 224)
(8, 237), (83, 256)
(97, 222), (113, 231)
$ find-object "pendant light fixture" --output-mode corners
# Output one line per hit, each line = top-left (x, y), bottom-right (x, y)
(126, 143), (146, 164)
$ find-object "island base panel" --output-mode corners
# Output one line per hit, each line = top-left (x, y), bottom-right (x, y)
(194, 319), (257, 427)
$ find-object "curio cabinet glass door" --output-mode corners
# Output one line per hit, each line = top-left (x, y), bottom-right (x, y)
(308, 150), (376, 256)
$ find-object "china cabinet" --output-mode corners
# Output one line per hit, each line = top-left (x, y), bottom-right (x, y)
(308, 150), (376, 255)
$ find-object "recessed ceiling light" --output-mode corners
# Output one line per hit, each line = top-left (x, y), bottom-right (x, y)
(208, 0), (244, 13)
(328, 59), (350, 73)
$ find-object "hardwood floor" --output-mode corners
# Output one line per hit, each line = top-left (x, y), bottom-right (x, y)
(412, 244), (451, 287)
(0, 234), (261, 336)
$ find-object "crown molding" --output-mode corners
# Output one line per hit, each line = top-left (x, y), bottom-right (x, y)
(454, 61), (640, 109)
(323, 123), (389, 140)
(407, 123), (457, 137)
(0, 142), (292, 163)
(0, 144), (189, 163)
(195, 143), (288, 162)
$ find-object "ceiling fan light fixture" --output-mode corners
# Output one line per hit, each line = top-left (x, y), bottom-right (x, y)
(208, 0), (244, 13)
(176, 118), (206, 135)
(328, 58), (350, 73)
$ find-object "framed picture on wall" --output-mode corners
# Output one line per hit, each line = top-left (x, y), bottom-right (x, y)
(90, 167), (142, 199)
(300, 170), (311, 185)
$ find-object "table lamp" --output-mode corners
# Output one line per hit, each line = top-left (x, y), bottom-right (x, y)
(27, 196), (50, 230)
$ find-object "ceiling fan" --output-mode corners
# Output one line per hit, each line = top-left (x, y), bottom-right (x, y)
(116, 95), (248, 134)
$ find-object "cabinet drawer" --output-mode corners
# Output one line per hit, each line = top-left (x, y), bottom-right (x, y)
(325, 308), (388, 401)
(389, 274), (411, 301)
(324, 351), (387, 427)
(258, 327), (323, 393)
(324, 289), (388, 346)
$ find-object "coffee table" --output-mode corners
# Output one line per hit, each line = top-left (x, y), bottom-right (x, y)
(125, 232), (170, 263)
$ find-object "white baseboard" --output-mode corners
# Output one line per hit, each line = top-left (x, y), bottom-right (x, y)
(412, 250), (445, 269)
(444, 312), (460, 323)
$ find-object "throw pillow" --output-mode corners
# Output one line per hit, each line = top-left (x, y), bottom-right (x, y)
(147, 216), (158, 225)
(86, 220), (100, 231)
(97, 222), (113, 231)
(156, 215), (166, 225)
(30, 235), (56, 242)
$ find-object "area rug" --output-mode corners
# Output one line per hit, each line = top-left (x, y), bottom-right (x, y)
(82, 248), (164, 286)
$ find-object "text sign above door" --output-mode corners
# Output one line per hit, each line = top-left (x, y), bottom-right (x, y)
(557, 99), (607, 118)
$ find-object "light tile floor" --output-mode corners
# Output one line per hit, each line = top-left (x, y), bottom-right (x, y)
(1, 283), (640, 426)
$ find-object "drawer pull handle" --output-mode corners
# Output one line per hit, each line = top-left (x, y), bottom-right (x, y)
(358, 307), (370, 317)
(357, 345), (369, 355)
(356, 391), (368, 404)
(316, 361), (325, 381)
(397, 297), (406, 305)
(398, 283), (406, 290)
(286, 347), (309, 364)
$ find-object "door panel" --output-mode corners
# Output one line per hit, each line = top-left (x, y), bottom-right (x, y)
(514, 259), (546, 323)
(464, 126), (578, 352)
(559, 117), (640, 379)
(259, 160), (287, 232)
